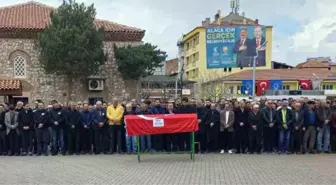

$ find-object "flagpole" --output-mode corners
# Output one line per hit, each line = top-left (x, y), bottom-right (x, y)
(252, 41), (267, 99)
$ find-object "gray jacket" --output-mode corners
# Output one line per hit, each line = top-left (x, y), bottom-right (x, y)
(5, 111), (19, 135)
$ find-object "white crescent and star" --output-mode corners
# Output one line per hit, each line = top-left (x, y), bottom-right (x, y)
(260, 82), (267, 87)
(301, 82), (308, 88)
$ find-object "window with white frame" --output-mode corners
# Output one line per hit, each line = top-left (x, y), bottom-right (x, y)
(13, 56), (26, 78)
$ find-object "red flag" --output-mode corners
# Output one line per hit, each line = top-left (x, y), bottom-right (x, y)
(256, 80), (270, 96)
(299, 80), (311, 90)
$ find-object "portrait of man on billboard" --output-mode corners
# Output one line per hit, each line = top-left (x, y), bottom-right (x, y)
(233, 28), (253, 68)
(250, 26), (266, 66)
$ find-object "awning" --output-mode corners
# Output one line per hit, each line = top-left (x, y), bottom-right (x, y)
(0, 79), (22, 96)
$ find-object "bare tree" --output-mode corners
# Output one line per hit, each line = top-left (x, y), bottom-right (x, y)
(194, 70), (230, 102)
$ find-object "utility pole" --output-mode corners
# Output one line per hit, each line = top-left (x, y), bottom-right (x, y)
(252, 41), (267, 99)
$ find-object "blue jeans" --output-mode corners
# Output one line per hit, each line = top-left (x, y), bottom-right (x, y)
(51, 128), (65, 154)
(317, 124), (330, 152)
(140, 135), (151, 151)
(279, 130), (290, 152)
(125, 135), (137, 152)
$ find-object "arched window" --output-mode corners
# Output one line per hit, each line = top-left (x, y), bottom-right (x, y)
(13, 56), (26, 78)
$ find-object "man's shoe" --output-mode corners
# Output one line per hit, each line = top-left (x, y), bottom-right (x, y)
(21, 152), (27, 156)
(220, 149), (224, 154)
(228, 150), (233, 154)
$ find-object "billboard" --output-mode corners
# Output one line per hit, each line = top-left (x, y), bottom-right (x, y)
(206, 26), (267, 69)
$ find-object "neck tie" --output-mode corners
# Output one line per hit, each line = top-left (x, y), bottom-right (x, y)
(240, 39), (244, 45)
(256, 39), (260, 47)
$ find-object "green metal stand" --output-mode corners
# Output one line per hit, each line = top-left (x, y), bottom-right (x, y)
(136, 132), (195, 162)
(137, 136), (141, 162)
(190, 132), (195, 161)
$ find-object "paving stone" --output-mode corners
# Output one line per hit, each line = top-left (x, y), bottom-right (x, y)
(0, 154), (336, 184)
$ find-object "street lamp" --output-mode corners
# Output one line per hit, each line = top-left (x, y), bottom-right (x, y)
(252, 41), (267, 99)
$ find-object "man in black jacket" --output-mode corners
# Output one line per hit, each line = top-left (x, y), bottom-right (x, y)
(177, 97), (196, 151)
(67, 102), (81, 155)
(195, 100), (207, 153)
(18, 103), (34, 156)
(204, 103), (220, 152)
(34, 102), (49, 156)
(262, 100), (277, 153)
(234, 101), (249, 154)
(49, 100), (66, 155)
(0, 104), (7, 155)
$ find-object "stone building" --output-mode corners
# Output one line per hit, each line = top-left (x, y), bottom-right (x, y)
(0, 1), (145, 105)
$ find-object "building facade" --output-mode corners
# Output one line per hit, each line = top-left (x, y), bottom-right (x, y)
(0, 1), (145, 104)
(182, 10), (273, 82)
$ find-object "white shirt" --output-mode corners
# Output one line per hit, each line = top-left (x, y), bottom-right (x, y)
(225, 111), (230, 124)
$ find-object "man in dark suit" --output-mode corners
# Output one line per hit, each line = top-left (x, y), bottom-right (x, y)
(234, 101), (249, 154)
(276, 101), (294, 154)
(233, 28), (253, 68)
(204, 103), (220, 152)
(291, 102), (304, 154)
(0, 104), (7, 155)
(248, 104), (262, 154)
(250, 26), (266, 66)
(262, 100), (277, 153)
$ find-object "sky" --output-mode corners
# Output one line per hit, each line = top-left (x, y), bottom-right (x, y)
(2, 0), (336, 66)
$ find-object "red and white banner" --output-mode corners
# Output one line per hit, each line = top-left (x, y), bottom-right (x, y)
(256, 80), (270, 96)
(299, 80), (312, 90)
(125, 114), (198, 136)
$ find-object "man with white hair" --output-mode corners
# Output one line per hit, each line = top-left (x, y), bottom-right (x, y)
(248, 104), (262, 154)
(91, 101), (108, 154)
(291, 102), (304, 154)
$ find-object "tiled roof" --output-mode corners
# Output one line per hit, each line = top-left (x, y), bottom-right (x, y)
(0, 1), (144, 33)
(295, 61), (329, 68)
(0, 79), (21, 90)
(221, 68), (333, 81)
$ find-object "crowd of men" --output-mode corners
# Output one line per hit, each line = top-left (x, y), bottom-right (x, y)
(0, 97), (336, 156)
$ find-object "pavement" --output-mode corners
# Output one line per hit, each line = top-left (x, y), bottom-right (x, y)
(0, 153), (336, 184)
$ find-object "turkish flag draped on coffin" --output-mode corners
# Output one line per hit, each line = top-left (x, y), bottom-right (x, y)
(125, 114), (199, 136)
(299, 79), (312, 90)
(256, 80), (270, 96)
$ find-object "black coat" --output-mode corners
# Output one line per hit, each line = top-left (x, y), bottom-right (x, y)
(33, 109), (49, 129)
(262, 108), (276, 127)
(178, 105), (196, 114)
(18, 109), (34, 129)
(204, 109), (220, 141)
(67, 109), (82, 129)
(196, 107), (208, 133)
(0, 111), (6, 131)
(292, 110), (304, 130)
(248, 111), (262, 131)
(49, 108), (66, 128)
(234, 108), (249, 131)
